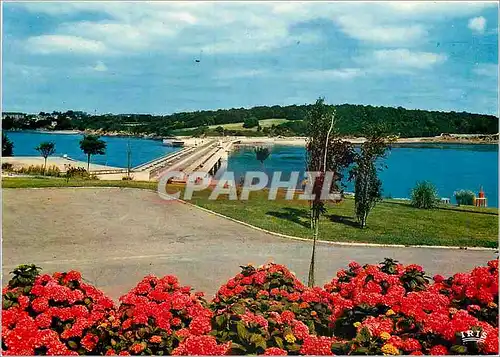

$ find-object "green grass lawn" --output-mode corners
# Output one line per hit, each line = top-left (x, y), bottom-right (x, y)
(3, 177), (498, 248)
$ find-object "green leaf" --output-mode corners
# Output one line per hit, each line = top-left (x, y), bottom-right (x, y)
(353, 347), (370, 354)
(231, 342), (247, 354)
(215, 314), (226, 328)
(236, 321), (249, 341)
(275, 336), (284, 349)
(451, 345), (467, 354)
(231, 304), (246, 315)
(68, 341), (79, 350)
(331, 342), (346, 355)
(356, 327), (371, 344)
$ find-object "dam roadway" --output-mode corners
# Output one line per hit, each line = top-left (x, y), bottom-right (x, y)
(145, 138), (239, 180)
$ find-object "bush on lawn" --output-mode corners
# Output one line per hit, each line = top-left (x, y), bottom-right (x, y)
(454, 190), (476, 206)
(15, 164), (61, 177)
(411, 181), (439, 209)
(2, 260), (498, 355)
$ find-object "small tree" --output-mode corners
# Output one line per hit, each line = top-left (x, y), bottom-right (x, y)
(305, 98), (355, 287)
(215, 126), (225, 136)
(79, 135), (106, 171)
(349, 127), (391, 228)
(411, 181), (439, 209)
(35, 142), (56, 174)
(2, 132), (14, 156)
(243, 117), (259, 128)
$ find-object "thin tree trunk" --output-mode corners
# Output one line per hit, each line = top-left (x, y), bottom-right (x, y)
(308, 218), (319, 287)
(87, 154), (91, 172)
(307, 112), (336, 288)
(43, 157), (47, 175)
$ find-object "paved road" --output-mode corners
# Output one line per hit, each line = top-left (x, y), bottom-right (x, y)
(2, 188), (496, 300)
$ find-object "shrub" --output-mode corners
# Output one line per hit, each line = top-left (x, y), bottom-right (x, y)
(105, 275), (230, 356)
(455, 190), (476, 206)
(211, 264), (338, 355)
(410, 181), (439, 209)
(243, 117), (259, 129)
(2, 265), (116, 355)
(15, 165), (61, 177)
(122, 175), (133, 181)
(2, 162), (14, 171)
(2, 260), (498, 355)
(66, 166), (90, 181)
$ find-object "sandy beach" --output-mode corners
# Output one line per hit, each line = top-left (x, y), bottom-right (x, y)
(230, 135), (498, 147)
(1, 156), (123, 172)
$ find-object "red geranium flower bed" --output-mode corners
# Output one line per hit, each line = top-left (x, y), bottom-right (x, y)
(2, 259), (498, 355)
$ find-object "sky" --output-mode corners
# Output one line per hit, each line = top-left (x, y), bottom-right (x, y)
(2, 1), (499, 115)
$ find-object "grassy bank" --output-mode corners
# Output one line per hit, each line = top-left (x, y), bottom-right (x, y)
(3, 177), (498, 248)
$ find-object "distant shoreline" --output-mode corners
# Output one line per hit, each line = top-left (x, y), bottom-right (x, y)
(5, 130), (498, 145)
(231, 136), (499, 146)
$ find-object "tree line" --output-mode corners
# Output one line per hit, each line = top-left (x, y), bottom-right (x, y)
(3, 103), (498, 138)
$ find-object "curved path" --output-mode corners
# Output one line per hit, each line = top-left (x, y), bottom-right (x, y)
(2, 188), (496, 300)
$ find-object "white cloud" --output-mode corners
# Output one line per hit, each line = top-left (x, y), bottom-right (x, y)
(92, 61), (108, 72)
(335, 15), (427, 46)
(297, 68), (364, 81)
(468, 16), (487, 34)
(473, 63), (498, 77)
(13, 2), (496, 56)
(357, 49), (447, 71)
(26, 35), (106, 54)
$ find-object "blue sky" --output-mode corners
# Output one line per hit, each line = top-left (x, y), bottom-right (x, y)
(2, 1), (498, 115)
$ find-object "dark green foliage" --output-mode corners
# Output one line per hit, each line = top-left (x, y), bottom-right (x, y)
(215, 126), (225, 135)
(35, 141), (56, 173)
(411, 181), (439, 209)
(305, 98), (355, 287)
(350, 127), (391, 228)
(2, 132), (14, 156)
(3, 104), (497, 138)
(2, 162), (14, 171)
(8, 264), (42, 289)
(79, 135), (106, 171)
(454, 190), (476, 206)
(243, 117), (259, 128)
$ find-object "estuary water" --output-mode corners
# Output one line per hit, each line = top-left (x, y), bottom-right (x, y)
(5, 131), (180, 168)
(4, 131), (498, 207)
(227, 144), (499, 207)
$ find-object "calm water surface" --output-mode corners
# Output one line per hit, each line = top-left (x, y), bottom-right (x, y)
(5, 131), (180, 168)
(227, 144), (499, 207)
(5, 131), (498, 207)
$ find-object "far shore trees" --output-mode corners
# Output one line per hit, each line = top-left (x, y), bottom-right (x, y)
(35, 142), (56, 174)
(305, 98), (355, 287)
(79, 135), (106, 172)
(243, 117), (259, 128)
(350, 126), (391, 228)
(2, 133), (14, 156)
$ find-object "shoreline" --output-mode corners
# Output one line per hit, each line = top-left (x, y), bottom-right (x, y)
(5, 130), (498, 146)
(231, 136), (499, 146)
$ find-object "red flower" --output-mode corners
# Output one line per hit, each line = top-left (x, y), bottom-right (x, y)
(263, 347), (288, 355)
(130, 343), (145, 354)
(429, 345), (448, 355)
(149, 335), (162, 343)
(81, 333), (99, 352)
